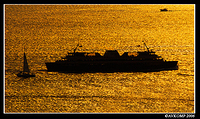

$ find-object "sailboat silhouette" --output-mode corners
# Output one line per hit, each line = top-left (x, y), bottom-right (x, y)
(17, 52), (35, 77)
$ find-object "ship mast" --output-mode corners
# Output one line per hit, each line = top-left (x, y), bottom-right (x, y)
(73, 35), (82, 53)
(143, 41), (150, 52)
(73, 43), (82, 53)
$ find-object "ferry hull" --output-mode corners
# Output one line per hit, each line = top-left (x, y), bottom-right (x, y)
(45, 61), (178, 73)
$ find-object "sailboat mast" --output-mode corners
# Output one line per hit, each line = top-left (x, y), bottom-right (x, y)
(23, 51), (30, 73)
(23, 53), (26, 74)
(23, 46), (25, 74)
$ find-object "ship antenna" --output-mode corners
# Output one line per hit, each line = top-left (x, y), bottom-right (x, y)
(73, 44), (79, 53)
(73, 34), (83, 53)
(142, 41), (149, 52)
(73, 43), (82, 53)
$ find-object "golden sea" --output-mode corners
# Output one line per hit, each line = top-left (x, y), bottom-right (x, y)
(4, 4), (195, 113)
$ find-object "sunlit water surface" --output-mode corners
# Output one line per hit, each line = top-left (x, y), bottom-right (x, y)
(5, 5), (194, 113)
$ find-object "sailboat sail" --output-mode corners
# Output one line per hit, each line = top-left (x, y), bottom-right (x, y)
(17, 52), (35, 77)
(23, 53), (30, 73)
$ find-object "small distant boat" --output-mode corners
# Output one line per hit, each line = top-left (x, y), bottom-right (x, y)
(17, 52), (35, 77)
(160, 8), (168, 12)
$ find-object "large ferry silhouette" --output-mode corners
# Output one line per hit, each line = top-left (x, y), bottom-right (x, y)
(45, 42), (178, 73)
